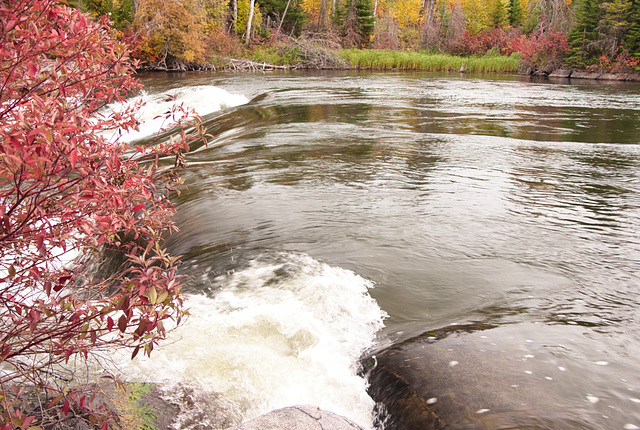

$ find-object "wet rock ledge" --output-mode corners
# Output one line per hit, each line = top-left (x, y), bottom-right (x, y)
(548, 68), (640, 81)
(234, 405), (365, 430)
(364, 322), (610, 430)
(114, 383), (365, 430)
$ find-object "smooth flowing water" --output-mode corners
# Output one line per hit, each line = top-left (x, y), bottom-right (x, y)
(113, 71), (640, 429)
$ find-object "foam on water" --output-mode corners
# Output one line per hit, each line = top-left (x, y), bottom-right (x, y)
(112, 252), (386, 429)
(105, 85), (248, 143)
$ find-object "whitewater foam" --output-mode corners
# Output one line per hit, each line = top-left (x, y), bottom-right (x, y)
(111, 252), (386, 429)
(105, 85), (249, 143)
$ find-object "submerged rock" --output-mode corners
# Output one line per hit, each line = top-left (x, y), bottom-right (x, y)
(232, 405), (365, 430)
(365, 323), (606, 430)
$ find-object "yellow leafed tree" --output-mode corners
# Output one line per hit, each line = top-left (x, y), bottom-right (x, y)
(388, 0), (421, 28)
(135, 0), (208, 67)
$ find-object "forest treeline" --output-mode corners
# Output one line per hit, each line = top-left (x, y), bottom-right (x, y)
(74, 0), (640, 73)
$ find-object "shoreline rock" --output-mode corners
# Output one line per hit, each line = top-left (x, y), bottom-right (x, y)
(231, 405), (366, 430)
(119, 383), (365, 430)
(548, 68), (640, 81)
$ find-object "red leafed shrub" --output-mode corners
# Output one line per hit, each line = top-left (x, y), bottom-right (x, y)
(448, 28), (568, 73)
(0, 0), (207, 427)
(587, 48), (640, 73)
(510, 31), (569, 73)
(448, 28), (517, 56)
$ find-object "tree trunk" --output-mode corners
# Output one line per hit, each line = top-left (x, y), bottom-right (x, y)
(233, 0), (238, 32)
(277, 0), (293, 33)
(318, 0), (328, 29)
(245, 0), (255, 44)
(421, 0), (437, 48)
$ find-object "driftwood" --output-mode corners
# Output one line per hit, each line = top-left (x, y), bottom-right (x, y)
(286, 34), (350, 69)
(228, 58), (288, 71)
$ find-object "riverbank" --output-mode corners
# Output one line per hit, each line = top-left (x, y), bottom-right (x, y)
(139, 46), (640, 82)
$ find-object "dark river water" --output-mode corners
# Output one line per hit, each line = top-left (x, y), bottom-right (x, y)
(113, 71), (640, 429)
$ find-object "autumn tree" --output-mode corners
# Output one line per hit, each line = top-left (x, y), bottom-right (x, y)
(235, 0), (263, 40)
(440, 0), (466, 51)
(134, 0), (209, 68)
(491, 0), (509, 28)
(376, 0), (421, 49)
(70, 0), (135, 30)
(0, 0), (205, 426)
(421, 0), (438, 48)
(461, 0), (490, 34)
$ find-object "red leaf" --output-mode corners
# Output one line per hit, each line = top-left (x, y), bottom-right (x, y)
(107, 316), (114, 331)
(62, 399), (70, 416)
(22, 415), (35, 428)
(132, 202), (145, 212)
(118, 315), (127, 333)
(48, 394), (64, 408)
(26, 61), (37, 78)
(69, 149), (78, 167)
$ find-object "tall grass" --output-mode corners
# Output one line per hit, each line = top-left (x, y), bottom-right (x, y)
(338, 49), (521, 73)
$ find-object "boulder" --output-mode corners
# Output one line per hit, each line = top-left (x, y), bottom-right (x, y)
(570, 70), (602, 80)
(365, 322), (611, 430)
(232, 405), (365, 430)
(597, 73), (628, 81)
(548, 68), (572, 78)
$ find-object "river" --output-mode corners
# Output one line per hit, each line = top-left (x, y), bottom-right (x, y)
(112, 71), (640, 429)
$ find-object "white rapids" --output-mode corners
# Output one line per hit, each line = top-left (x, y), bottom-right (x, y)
(110, 252), (386, 429)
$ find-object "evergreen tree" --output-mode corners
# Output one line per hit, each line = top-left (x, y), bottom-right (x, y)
(566, 0), (603, 67)
(624, 0), (640, 57)
(599, 0), (631, 56)
(491, 0), (509, 29)
(339, 0), (374, 47)
(508, 0), (523, 27)
(356, 0), (375, 44)
(261, 0), (307, 36)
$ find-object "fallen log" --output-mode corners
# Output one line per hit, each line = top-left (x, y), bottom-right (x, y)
(228, 58), (288, 71)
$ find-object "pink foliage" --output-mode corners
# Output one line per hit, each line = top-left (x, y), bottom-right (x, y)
(448, 27), (568, 72)
(0, 0), (208, 426)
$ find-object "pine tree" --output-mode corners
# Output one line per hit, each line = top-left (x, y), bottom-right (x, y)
(565, 0), (603, 67)
(509, 0), (523, 27)
(339, 0), (374, 47)
(624, 0), (640, 57)
(262, 0), (306, 35)
(356, 0), (375, 44)
(599, 0), (631, 56)
(491, 0), (509, 29)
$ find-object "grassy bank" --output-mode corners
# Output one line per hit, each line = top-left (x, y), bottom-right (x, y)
(338, 49), (522, 73)
(214, 42), (523, 73)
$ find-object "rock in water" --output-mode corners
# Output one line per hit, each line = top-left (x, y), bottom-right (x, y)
(233, 405), (365, 430)
(366, 323), (605, 430)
